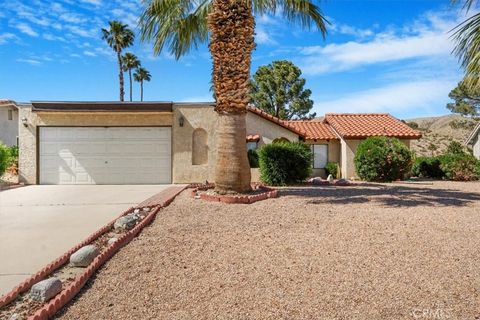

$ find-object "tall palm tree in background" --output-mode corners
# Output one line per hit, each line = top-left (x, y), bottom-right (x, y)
(140, 0), (327, 193)
(122, 53), (142, 102)
(452, 0), (480, 89)
(134, 67), (152, 101)
(102, 21), (135, 102)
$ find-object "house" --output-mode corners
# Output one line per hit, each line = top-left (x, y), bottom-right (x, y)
(13, 101), (421, 185)
(466, 122), (480, 159)
(0, 100), (19, 146)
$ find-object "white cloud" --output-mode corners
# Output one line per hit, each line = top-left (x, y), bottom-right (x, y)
(83, 50), (97, 57)
(298, 10), (466, 75)
(66, 25), (97, 38)
(314, 80), (455, 116)
(255, 27), (277, 45)
(80, 0), (102, 6)
(0, 33), (16, 44)
(16, 58), (41, 65)
(43, 33), (66, 42)
(14, 23), (38, 37)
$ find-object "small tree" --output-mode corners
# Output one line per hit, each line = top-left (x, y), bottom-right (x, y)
(250, 60), (315, 120)
(354, 137), (413, 182)
(446, 79), (480, 117)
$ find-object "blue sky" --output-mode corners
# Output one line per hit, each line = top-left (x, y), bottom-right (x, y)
(0, 0), (476, 119)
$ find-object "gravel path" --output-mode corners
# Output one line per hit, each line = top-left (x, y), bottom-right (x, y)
(56, 181), (480, 319)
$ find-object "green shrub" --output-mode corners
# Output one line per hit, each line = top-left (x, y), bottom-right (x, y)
(439, 153), (478, 181)
(258, 142), (312, 185)
(354, 136), (413, 182)
(475, 160), (480, 178)
(247, 149), (259, 168)
(325, 162), (339, 179)
(445, 141), (465, 155)
(411, 156), (444, 178)
(0, 143), (10, 176)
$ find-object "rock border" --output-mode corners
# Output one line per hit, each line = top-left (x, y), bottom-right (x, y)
(190, 184), (278, 204)
(0, 185), (187, 320)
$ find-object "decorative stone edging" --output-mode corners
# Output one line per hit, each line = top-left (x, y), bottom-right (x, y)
(190, 184), (278, 204)
(0, 183), (25, 192)
(29, 206), (161, 320)
(1, 185), (187, 320)
(0, 206), (134, 309)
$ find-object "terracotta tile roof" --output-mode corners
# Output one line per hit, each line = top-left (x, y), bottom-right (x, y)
(246, 134), (260, 142)
(286, 120), (338, 140)
(324, 113), (422, 139)
(247, 106), (306, 137)
(0, 99), (16, 107)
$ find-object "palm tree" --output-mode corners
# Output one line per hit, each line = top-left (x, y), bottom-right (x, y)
(123, 53), (142, 102)
(452, 0), (480, 89)
(140, 0), (327, 193)
(133, 67), (152, 101)
(102, 21), (135, 102)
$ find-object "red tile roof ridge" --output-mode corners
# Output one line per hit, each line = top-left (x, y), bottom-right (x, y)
(247, 106), (308, 137)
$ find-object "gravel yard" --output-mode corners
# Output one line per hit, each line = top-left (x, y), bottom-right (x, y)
(56, 181), (480, 319)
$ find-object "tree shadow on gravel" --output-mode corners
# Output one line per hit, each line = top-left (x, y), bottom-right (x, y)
(280, 183), (480, 207)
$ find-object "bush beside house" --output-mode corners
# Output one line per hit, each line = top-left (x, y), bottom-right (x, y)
(0, 143), (17, 177)
(247, 149), (259, 168)
(354, 137), (413, 182)
(258, 142), (312, 185)
(411, 141), (480, 181)
(325, 162), (340, 179)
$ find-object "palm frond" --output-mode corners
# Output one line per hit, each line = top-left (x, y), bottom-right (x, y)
(139, 0), (210, 59)
(452, 0), (478, 11)
(253, 0), (328, 37)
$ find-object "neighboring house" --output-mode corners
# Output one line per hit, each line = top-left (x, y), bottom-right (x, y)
(0, 100), (19, 146)
(466, 122), (480, 159)
(13, 101), (421, 185)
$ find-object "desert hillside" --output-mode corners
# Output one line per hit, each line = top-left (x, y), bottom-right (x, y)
(405, 114), (477, 157)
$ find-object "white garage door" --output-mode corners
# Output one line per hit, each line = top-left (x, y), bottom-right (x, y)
(39, 127), (171, 184)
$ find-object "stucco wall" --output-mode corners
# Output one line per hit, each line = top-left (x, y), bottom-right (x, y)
(340, 137), (414, 180)
(18, 105), (173, 184)
(172, 104), (218, 183)
(0, 107), (19, 146)
(473, 135), (480, 159)
(304, 139), (341, 177)
(246, 112), (299, 146)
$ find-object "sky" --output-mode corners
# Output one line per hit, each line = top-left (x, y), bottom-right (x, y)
(0, 0), (477, 119)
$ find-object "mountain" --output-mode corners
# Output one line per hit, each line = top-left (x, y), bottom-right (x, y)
(404, 114), (477, 157)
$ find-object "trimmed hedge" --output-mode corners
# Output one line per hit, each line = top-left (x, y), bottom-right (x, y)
(0, 143), (11, 176)
(325, 162), (339, 179)
(247, 149), (259, 168)
(439, 153), (478, 181)
(412, 156), (443, 179)
(354, 136), (413, 182)
(258, 142), (312, 185)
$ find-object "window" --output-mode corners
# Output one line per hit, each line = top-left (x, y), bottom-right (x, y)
(312, 144), (328, 169)
(272, 137), (289, 143)
(8, 109), (13, 121)
(246, 141), (257, 151)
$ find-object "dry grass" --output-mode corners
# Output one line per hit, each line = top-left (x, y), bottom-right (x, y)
(56, 181), (480, 320)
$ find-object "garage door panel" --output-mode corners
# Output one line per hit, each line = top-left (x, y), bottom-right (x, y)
(39, 127), (171, 184)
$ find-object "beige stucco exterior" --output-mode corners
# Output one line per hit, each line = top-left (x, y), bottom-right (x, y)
(246, 112), (299, 146)
(18, 105), (172, 184)
(17, 102), (419, 184)
(0, 105), (19, 146)
(172, 104), (218, 183)
(340, 137), (412, 180)
(304, 139), (341, 177)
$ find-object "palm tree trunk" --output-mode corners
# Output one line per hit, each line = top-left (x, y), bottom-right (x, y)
(209, 0), (255, 194)
(116, 48), (125, 102)
(129, 69), (133, 102)
(140, 81), (144, 102)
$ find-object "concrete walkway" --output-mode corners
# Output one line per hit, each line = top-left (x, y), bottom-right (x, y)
(0, 185), (172, 296)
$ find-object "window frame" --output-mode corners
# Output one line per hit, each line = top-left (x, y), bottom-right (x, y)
(8, 109), (13, 121)
(311, 144), (328, 169)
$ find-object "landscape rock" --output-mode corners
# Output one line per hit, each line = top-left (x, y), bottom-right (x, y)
(30, 278), (62, 302)
(70, 245), (99, 267)
(114, 214), (139, 231)
(335, 179), (350, 186)
(143, 207), (150, 212)
(308, 177), (329, 185)
(108, 238), (119, 245)
(133, 208), (140, 214)
(327, 175), (334, 183)
(9, 313), (19, 320)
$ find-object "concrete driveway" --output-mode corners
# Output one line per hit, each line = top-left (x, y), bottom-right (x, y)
(0, 185), (170, 296)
